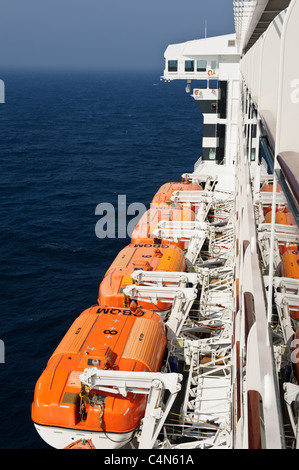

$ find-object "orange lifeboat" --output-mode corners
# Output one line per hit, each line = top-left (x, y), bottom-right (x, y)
(261, 183), (282, 215)
(264, 210), (272, 223)
(152, 181), (203, 208)
(261, 183), (282, 192)
(280, 250), (299, 279)
(263, 208), (295, 225)
(265, 208), (298, 255)
(98, 243), (186, 311)
(279, 244), (299, 256)
(279, 254), (299, 322)
(131, 205), (195, 250)
(276, 209), (296, 226)
(32, 305), (167, 449)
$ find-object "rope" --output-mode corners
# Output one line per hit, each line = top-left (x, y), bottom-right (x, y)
(98, 397), (138, 444)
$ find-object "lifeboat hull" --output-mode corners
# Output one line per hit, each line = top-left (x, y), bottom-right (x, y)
(260, 183), (282, 192)
(280, 251), (299, 279)
(265, 208), (297, 254)
(260, 183), (282, 216)
(33, 423), (134, 450)
(264, 209), (295, 226)
(98, 243), (186, 312)
(152, 181), (203, 209)
(131, 205), (195, 250)
(32, 306), (167, 449)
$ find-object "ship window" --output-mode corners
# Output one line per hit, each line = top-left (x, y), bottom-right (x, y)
(209, 149), (216, 160)
(209, 80), (219, 89)
(211, 60), (217, 70)
(185, 60), (194, 72)
(198, 80), (207, 89)
(197, 60), (207, 72)
(168, 60), (178, 72)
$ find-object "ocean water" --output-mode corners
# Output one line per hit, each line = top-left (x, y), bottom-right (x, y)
(0, 67), (203, 449)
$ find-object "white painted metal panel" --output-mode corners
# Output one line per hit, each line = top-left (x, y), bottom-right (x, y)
(259, 9), (286, 144)
(251, 35), (263, 105)
(276, 0), (299, 155)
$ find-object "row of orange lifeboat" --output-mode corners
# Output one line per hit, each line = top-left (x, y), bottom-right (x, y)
(261, 182), (299, 278)
(261, 183), (299, 383)
(31, 180), (203, 448)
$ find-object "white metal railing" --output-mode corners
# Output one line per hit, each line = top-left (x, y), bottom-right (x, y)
(233, 0), (258, 41)
(231, 99), (285, 448)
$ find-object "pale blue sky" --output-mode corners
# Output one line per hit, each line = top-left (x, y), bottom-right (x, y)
(0, 0), (235, 69)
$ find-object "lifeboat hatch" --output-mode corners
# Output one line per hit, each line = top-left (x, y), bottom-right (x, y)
(62, 392), (80, 405)
(132, 260), (153, 271)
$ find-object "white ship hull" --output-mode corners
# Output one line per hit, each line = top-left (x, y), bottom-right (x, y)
(34, 423), (135, 449)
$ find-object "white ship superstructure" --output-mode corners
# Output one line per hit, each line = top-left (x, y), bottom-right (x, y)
(32, 0), (299, 450)
(156, 0), (299, 449)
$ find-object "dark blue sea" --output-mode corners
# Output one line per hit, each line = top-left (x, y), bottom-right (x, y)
(0, 68), (203, 449)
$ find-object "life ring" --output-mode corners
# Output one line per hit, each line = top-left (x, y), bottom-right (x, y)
(194, 89), (200, 96)
(208, 70), (213, 76)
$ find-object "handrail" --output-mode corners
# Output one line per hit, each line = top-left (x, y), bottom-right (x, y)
(231, 95), (285, 448)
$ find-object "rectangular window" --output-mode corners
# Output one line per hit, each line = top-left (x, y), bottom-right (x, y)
(185, 60), (194, 72)
(209, 148), (216, 160)
(197, 60), (207, 72)
(209, 79), (219, 89)
(168, 60), (178, 72)
(211, 60), (217, 70)
(198, 80), (208, 89)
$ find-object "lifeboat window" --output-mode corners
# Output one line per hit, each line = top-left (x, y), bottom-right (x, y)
(209, 79), (219, 89)
(87, 358), (101, 366)
(198, 80), (207, 89)
(168, 60), (178, 72)
(185, 60), (194, 72)
(197, 60), (207, 72)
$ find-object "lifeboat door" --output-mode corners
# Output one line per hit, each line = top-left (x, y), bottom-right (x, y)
(80, 368), (182, 449)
